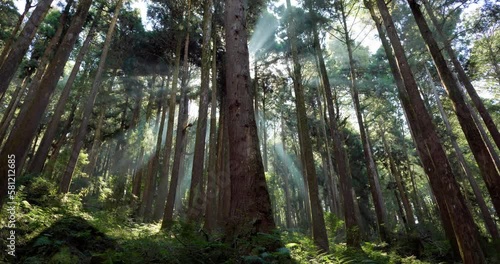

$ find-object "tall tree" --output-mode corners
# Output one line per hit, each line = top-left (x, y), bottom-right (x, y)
(223, 0), (276, 242)
(187, 0), (213, 222)
(372, 0), (485, 262)
(407, 0), (500, 220)
(285, 0), (329, 252)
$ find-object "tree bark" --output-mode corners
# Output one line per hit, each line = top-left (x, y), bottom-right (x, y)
(223, 0), (276, 242)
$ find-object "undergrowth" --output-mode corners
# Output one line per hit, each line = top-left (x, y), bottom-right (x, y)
(0, 178), (475, 263)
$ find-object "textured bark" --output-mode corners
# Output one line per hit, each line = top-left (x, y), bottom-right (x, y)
(152, 43), (181, 221)
(0, 0), (53, 96)
(0, 0), (92, 207)
(373, 0), (485, 262)
(420, 0), (500, 151)
(285, 0), (328, 252)
(204, 39), (218, 233)
(428, 68), (499, 239)
(223, 0), (276, 241)
(27, 15), (99, 175)
(408, 0), (500, 222)
(59, 0), (124, 193)
(188, 0), (213, 222)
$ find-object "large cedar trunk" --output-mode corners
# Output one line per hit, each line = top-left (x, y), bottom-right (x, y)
(373, 0), (485, 262)
(223, 0), (276, 241)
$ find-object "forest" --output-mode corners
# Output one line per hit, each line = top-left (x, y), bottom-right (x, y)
(0, 0), (499, 263)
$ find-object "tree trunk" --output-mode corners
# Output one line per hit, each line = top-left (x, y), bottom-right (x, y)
(59, 0), (124, 194)
(162, 14), (192, 229)
(0, 0), (53, 96)
(0, 77), (29, 146)
(338, 0), (389, 242)
(428, 67), (500, 239)
(204, 38), (218, 233)
(408, 0), (500, 221)
(0, 0), (92, 207)
(188, 0), (213, 222)
(152, 43), (182, 222)
(223, 0), (276, 242)
(285, 0), (329, 252)
(372, 0), (485, 262)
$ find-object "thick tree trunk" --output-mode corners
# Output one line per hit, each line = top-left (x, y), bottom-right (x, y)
(0, 0), (92, 207)
(0, 77), (29, 146)
(188, 0), (213, 222)
(285, 0), (329, 252)
(372, 0), (485, 262)
(223, 0), (276, 242)
(59, 0), (124, 193)
(0, 0), (53, 96)
(408, 0), (500, 221)
(27, 16), (99, 175)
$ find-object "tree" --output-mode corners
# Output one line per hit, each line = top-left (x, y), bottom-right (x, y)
(372, 0), (485, 261)
(223, 0), (276, 242)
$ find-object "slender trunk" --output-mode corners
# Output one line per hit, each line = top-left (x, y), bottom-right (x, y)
(152, 43), (182, 222)
(162, 14), (192, 229)
(0, 0), (53, 96)
(223, 0), (276, 242)
(408, 0), (500, 220)
(338, 0), (388, 241)
(204, 38), (218, 232)
(0, 0), (92, 206)
(188, 0), (213, 222)
(286, 0), (328, 251)
(372, 0), (485, 262)
(59, 0), (124, 193)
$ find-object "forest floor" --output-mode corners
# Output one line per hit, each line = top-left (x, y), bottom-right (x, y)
(0, 179), (472, 263)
